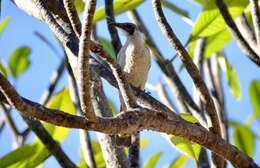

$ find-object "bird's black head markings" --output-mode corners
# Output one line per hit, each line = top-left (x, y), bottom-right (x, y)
(110, 22), (136, 35)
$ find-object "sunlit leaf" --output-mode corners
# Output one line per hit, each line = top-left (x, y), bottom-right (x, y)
(108, 100), (117, 115)
(192, 0), (208, 6)
(180, 113), (198, 124)
(44, 88), (75, 142)
(192, 0), (248, 40)
(0, 144), (38, 167)
(90, 140), (105, 167)
(74, 0), (84, 14)
(140, 139), (150, 149)
(189, 29), (232, 58)
(0, 17), (10, 34)
(233, 125), (255, 157)
(93, 0), (144, 23)
(249, 80), (260, 119)
(78, 160), (88, 168)
(99, 37), (116, 59)
(0, 61), (8, 77)
(218, 55), (241, 99)
(168, 135), (201, 160)
(8, 47), (31, 78)
(169, 154), (188, 168)
(2, 88), (75, 168)
(144, 152), (162, 168)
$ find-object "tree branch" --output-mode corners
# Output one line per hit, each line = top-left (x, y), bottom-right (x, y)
(89, 69), (129, 168)
(67, 63), (97, 168)
(63, 0), (82, 38)
(105, 0), (122, 54)
(0, 72), (258, 167)
(249, 0), (260, 45)
(39, 58), (66, 105)
(151, 0), (224, 167)
(23, 117), (77, 168)
(215, 0), (260, 66)
(235, 13), (257, 52)
(77, 0), (97, 121)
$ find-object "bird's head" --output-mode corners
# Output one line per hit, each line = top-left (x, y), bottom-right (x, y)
(110, 22), (137, 36)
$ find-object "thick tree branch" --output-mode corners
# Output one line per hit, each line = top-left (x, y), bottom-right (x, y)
(249, 0), (260, 45)
(151, 0), (224, 167)
(77, 0), (97, 121)
(215, 0), (260, 66)
(0, 72), (258, 168)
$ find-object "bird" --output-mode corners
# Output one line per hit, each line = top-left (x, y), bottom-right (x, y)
(110, 22), (151, 146)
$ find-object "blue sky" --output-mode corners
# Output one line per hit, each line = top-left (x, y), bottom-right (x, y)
(0, 0), (259, 167)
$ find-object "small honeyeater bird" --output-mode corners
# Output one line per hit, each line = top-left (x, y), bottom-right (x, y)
(110, 22), (151, 146)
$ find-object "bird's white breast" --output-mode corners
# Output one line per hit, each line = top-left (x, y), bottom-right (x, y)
(117, 31), (151, 89)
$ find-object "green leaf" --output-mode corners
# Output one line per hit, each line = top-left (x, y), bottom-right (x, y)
(78, 160), (88, 168)
(192, 0), (208, 6)
(144, 152), (162, 168)
(1, 88), (76, 168)
(99, 38), (116, 59)
(192, 0), (249, 40)
(8, 47), (31, 78)
(93, 0), (145, 23)
(180, 113), (198, 124)
(161, 0), (189, 19)
(43, 88), (75, 142)
(168, 135), (201, 160)
(189, 29), (232, 58)
(0, 17), (10, 34)
(249, 80), (260, 119)
(0, 143), (38, 167)
(0, 61), (8, 77)
(90, 141), (105, 168)
(140, 139), (150, 148)
(74, 0), (84, 14)
(233, 125), (255, 157)
(218, 55), (241, 99)
(108, 100), (117, 115)
(169, 154), (188, 168)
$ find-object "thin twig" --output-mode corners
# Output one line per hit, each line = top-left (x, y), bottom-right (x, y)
(63, 0), (81, 38)
(235, 13), (257, 52)
(23, 118), (77, 168)
(39, 58), (66, 105)
(250, 0), (260, 45)
(0, 72), (258, 167)
(77, 0), (97, 121)
(0, 102), (22, 146)
(0, 117), (5, 134)
(215, 0), (260, 66)
(151, 0), (224, 167)
(146, 83), (177, 111)
(105, 0), (122, 54)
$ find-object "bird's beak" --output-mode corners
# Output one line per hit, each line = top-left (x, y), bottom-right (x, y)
(109, 22), (126, 31)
